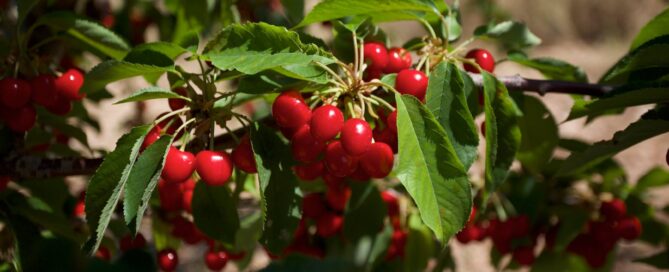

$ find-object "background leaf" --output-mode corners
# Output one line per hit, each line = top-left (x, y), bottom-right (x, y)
(508, 52), (587, 82)
(82, 60), (175, 94)
(475, 21), (541, 50)
(192, 182), (241, 245)
(567, 81), (669, 120)
(630, 7), (669, 51)
(343, 182), (386, 242)
(115, 87), (188, 104)
(514, 95), (558, 173)
(295, 0), (435, 28)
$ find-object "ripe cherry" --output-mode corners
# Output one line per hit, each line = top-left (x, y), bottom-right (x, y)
(463, 49), (495, 73)
(512, 246), (535, 266)
(161, 147), (196, 183)
(54, 69), (85, 100)
(600, 199), (627, 221)
(381, 191), (399, 217)
(349, 166), (370, 181)
(385, 230), (408, 260)
(73, 199), (85, 217)
(0, 77), (32, 109)
(182, 189), (193, 213)
(302, 193), (326, 219)
(510, 215), (530, 238)
(272, 91), (311, 128)
(316, 212), (344, 237)
(341, 118), (373, 156)
(456, 224), (485, 243)
(158, 179), (183, 211)
(168, 88), (187, 111)
(0, 176), (10, 191)
(291, 125), (326, 163)
(226, 251), (246, 260)
(31, 75), (57, 108)
(310, 105), (344, 142)
(120, 233), (146, 251)
(325, 183), (351, 212)
(294, 161), (324, 181)
(617, 216), (642, 240)
(95, 246), (111, 261)
(45, 94), (72, 116)
(141, 127), (161, 150)
(324, 141), (359, 177)
(157, 248), (179, 271)
(395, 69), (428, 101)
(322, 171), (343, 188)
(205, 249), (228, 271)
(363, 42), (389, 71)
(359, 142), (394, 178)
(6, 105), (37, 132)
(373, 127), (398, 154)
(231, 134), (257, 173)
(195, 151), (233, 186)
(386, 110), (397, 134)
(384, 48), (412, 73)
(364, 68), (383, 81)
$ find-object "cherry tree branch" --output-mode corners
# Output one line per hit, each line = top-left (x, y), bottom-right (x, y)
(469, 73), (616, 97)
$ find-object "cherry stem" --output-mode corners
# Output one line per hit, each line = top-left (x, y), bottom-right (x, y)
(369, 94), (395, 111)
(314, 61), (347, 88)
(175, 118), (196, 151)
(223, 125), (240, 145)
(154, 108), (189, 127)
(357, 93), (366, 118)
(353, 32), (359, 77)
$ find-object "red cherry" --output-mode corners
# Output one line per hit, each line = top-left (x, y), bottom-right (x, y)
(617, 216), (642, 240)
(45, 94), (72, 116)
(325, 183), (351, 212)
(310, 105), (344, 142)
(324, 141), (359, 177)
(480, 121), (486, 137)
(158, 179), (183, 211)
(31, 75), (57, 107)
(385, 230), (408, 260)
(359, 142), (394, 178)
(512, 246), (535, 266)
(372, 127), (398, 154)
(294, 161), (324, 181)
(101, 14), (115, 28)
(340, 118), (373, 156)
(182, 189), (193, 213)
(170, 217), (191, 238)
(120, 233), (146, 251)
(395, 69), (428, 101)
(6, 105), (36, 132)
(195, 151), (233, 186)
(291, 125), (326, 163)
(205, 249), (228, 271)
(95, 246), (111, 261)
(510, 215), (530, 238)
(384, 48), (412, 73)
(386, 110), (397, 134)
(168, 88), (187, 111)
(0, 176), (10, 191)
(349, 166), (370, 181)
(0, 77), (32, 109)
(463, 49), (495, 73)
(322, 171), (344, 188)
(666, 148), (669, 166)
(272, 91), (311, 128)
(316, 212), (344, 237)
(231, 134), (257, 173)
(161, 147), (196, 183)
(226, 251), (246, 260)
(600, 199), (627, 221)
(279, 125), (299, 139)
(54, 69), (85, 100)
(302, 193), (326, 219)
(180, 178), (196, 192)
(584, 249), (607, 268)
(157, 248), (179, 271)
(364, 68), (383, 81)
(381, 191), (399, 217)
(363, 42), (389, 71)
(141, 127), (162, 151)
(73, 199), (85, 217)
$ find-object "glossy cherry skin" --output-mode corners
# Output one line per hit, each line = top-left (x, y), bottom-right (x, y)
(325, 183), (351, 212)
(359, 142), (394, 178)
(31, 75), (57, 107)
(120, 233), (146, 251)
(161, 147), (196, 183)
(324, 141), (359, 178)
(6, 105), (37, 132)
(182, 189), (194, 213)
(381, 191), (399, 217)
(310, 105), (344, 142)
(272, 91), (311, 128)
(302, 193), (326, 219)
(45, 94), (72, 116)
(141, 127), (162, 151)
(316, 212), (344, 238)
(205, 249), (228, 271)
(157, 248), (179, 271)
(291, 125), (326, 163)
(0, 77), (32, 109)
(386, 110), (398, 134)
(195, 151), (233, 186)
(231, 134), (257, 173)
(600, 199), (627, 221)
(512, 246), (535, 266)
(168, 87), (187, 111)
(384, 48), (412, 73)
(617, 216), (642, 240)
(363, 42), (389, 71)
(158, 179), (183, 211)
(294, 161), (324, 181)
(340, 118), (373, 156)
(54, 69), (85, 100)
(395, 69), (428, 101)
(463, 49), (495, 73)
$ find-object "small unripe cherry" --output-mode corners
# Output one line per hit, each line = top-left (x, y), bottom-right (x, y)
(340, 118), (373, 156)
(204, 249), (228, 271)
(395, 69), (428, 101)
(231, 134), (257, 173)
(324, 141), (359, 178)
(384, 48), (412, 73)
(363, 42), (389, 71)
(463, 49), (495, 73)
(359, 142), (394, 178)
(291, 125), (326, 163)
(272, 91), (311, 128)
(157, 248), (179, 271)
(54, 69), (85, 100)
(195, 150), (234, 186)
(294, 161), (324, 181)
(6, 105), (37, 132)
(316, 212), (344, 237)
(161, 147), (196, 183)
(302, 193), (326, 219)
(0, 77), (32, 109)
(31, 75), (58, 108)
(168, 88), (187, 111)
(310, 105), (344, 142)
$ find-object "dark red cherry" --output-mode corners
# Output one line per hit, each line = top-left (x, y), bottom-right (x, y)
(54, 69), (85, 100)
(231, 134), (257, 173)
(617, 216), (642, 240)
(291, 125), (326, 163)
(316, 212), (344, 238)
(45, 94), (72, 116)
(6, 105), (37, 132)
(363, 42), (389, 71)
(158, 179), (183, 211)
(373, 127), (398, 154)
(182, 189), (193, 213)
(395, 69), (428, 101)
(340, 118), (373, 156)
(294, 161), (324, 181)
(226, 251), (246, 260)
(349, 166), (370, 181)
(364, 68), (383, 81)
(666, 148), (669, 166)
(324, 141), (359, 177)
(381, 191), (399, 217)
(95, 246), (111, 261)
(385, 230), (408, 260)
(205, 249), (228, 271)
(322, 171), (343, 188)
(272, 90), (311, 128)
(386, 110), (397, 134)
(168, 87), (188, 111)
(195, 151), (233, 186)
(0, 77), (32, 109)
(600, 199), (627, 221)
(157, 248), (179, 271)
(463, 49), (495, 73)
(302, 193), (326, 219)
(120, 233), (146, 251)
(161, 147), (196, 183)
(512, 246), (535, 266)
(359, 142), (394, 178)
(0, 176), (10, 191)
(310, 105), (344, 142)
(384, 48), (412, 73)
(325, 183), (351, 212)
(31, 75), (57, 107)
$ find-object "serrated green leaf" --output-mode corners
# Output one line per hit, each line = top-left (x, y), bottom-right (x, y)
(36, 107), (90, 148)
(83, 125), (152, 255)
(131, 42), (189, 60)
(81, 60), (175, 94)
(475, 21), (541, 50)
(8, 194), (84, 244)
(508, 52), (587, 82)
(123, 136), (173, 234)
(425, 62), (478, 170)
(295, 0), (435, 28)
(236, 72), (306, 94)
(515, 95), (558, 173)
(602, 43), (669, 84)
(282, 0), (305, 26)
(567, 81), (669, 120)
(115, 87), (189, 104)
(343, 183), (386, 241)
(630, 8), (669, 51)
(395, 93), (471, 243)
(633, 167), (669, 194)
(192, 182), (240, 245)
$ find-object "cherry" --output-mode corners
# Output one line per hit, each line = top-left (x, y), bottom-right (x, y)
(325, 183), (351, 212)
(161, 147), (196, 183)
(294, 161), (324, 181)
(141, 127), (161, 150)
(101, 14), (115, 28)
(45, 94), (72, 116)
(340, 118), (373, 156)
(226, 251), (246, 260)
(54, 69), (85, 100)
(73, 199), (85, 217)
(272, 91), (311, 128)
(5, 105), (36, 132)
(617, 216), (642, 240)
(480, 121), (486, 137)
(359, 142), (394, 178)
(386, 110), (397, 134)
(0, 77), (32, 109)
(385, 230), (408, 260)
(316, 212), (344, 237)
(158, 179), (183, 211)
(363, 42), (389, 71)
(157, 248), (179, 271)
(302, 193), (326, 219)
(180, 178), (196, 192)
(279, 125), (299, 139)
(231, 134), (257, 173)
(463, 49), (495, 73)
(0, 176), (10, 191)
(183, 225), (205, 244)
(510, 215), (530, 238)
(324, 141), (359, 177)
(381, 191), (399, 217)
(349, 166), (370, 181)
(364, 68), (383, 81)
(666, 148), (669, 166)
(322, 171), (344, 188)
(310, 105), (344, 142)
(95, 246), (111, 261)
(600, 199), (627, 221)
(31, 75), (57, 108)
(205, 249), (228, 271)
(168, 88), (187, 111)
(512, 246), (535, 266)
(120, 233), (146, 251)
(182, 189), (193, 213)
(395, 69), (428, 101)
(373, 127), (398, 153)
(170, 217), (191, 239)
(195, 151), (233, 186)
(468, 207), (477, 224)
(384, 48), (412, 73)
(291, 125), (326, 163)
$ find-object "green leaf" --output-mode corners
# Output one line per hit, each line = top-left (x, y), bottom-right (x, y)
(81, 60), (175, 94)
(567, 81), (669, 120)
(635, 250), (669, 269)
(553, 207), (589, 251)
(481, 73), (521, 193)
(630, 8), (669, 51)
(601, 43), (669, 83)
(281, 0), (305, 26)
(8, 194), (84, 244)
(83, 125), (152, 254)
(394, 93), (472, 243)
(404, 214), (435, 272)
(475, 21), (541, 50)
(17, 0), (39, 28)
(425, 62), (478, 170)
(633, 167), (669, 194)
(250, 123), (301, 254)
(343, 182), (386, 241)
(515, 95), (558, 173)
(36, 108), (90, 148)
(131, 42), (189, 60)
(115, 87), (189, 104)
(123, 135), (173, 234)
(37, 11), (130, 59)
(295, 0), (435, 28)
(192, 182), (240, 245)
(530, 251), (592, 272)
(508, 52), (587, 82)
(236, 72), (306, 94)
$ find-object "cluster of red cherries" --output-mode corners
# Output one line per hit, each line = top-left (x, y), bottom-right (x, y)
(362, 42), (428, 101)
(0, 69), (84, 132)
